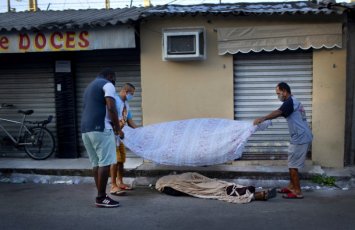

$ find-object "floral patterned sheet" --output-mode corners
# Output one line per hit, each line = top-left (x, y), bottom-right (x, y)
(122, 118), (271, 166)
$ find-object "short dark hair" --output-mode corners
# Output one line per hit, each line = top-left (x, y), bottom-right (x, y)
(124, 83), (135, 90)
(277, 82), (291, 94)
(98, 68), (116, 79)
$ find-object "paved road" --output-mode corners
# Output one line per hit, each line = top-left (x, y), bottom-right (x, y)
(0, 183), (354, 230)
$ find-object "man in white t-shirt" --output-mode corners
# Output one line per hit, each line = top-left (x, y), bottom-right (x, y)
(110, 83), (138, 195)
(81, 68), (123, 208)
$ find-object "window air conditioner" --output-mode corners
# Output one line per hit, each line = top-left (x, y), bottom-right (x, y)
(162, 28), (206, 61)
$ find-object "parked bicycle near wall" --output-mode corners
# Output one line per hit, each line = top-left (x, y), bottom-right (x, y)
(0, 103), (55, 160)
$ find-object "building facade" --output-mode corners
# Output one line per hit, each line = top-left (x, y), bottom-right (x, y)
(139, 2), (353, 168)
(0, 8), (144, 158)
(1, 2), (354, 168)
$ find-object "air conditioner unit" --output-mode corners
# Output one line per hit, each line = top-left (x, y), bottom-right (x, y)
(162, 28), (206, 61)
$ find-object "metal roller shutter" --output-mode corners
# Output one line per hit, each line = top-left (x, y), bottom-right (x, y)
(234, 51), (313, 160)
(0, 53), (56, 157)
(74, 49), (142, 157)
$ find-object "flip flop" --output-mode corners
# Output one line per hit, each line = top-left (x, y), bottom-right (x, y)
(282, 193), (304, 199)
(110, 187), (126, 196)
(277, 188), (292, 194)
(119, 184), (133, 190)
(110, 190), (126, 196)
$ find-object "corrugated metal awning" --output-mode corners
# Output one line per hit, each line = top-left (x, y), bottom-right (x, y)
(0, 7), (146, 32)
(143, 2), (346, 17)
(0, 2), (351, 32)
(217, 23), (342, 54)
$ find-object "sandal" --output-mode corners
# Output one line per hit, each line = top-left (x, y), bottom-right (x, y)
(277, 187), (292, 194)
(119, 184), (133, 190)
(282, 193), (304, 199)
(110, 187), (126, 196)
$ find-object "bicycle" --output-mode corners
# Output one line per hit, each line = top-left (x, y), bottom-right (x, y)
(0, 103), (55, 160)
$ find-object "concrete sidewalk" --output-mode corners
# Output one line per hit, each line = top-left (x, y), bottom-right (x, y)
(1, 157), (355, 188)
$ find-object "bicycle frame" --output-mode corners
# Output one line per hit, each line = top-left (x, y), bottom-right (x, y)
(0, 116), (32, 146)
(0, 104), (55, 160)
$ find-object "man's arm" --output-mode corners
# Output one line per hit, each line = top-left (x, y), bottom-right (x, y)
(127, 118), (138, 129)
(253, 109), (282, 125)
(105, 97), (123, 136)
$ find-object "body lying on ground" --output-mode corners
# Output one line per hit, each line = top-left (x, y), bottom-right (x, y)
(155, 172), (276, 204)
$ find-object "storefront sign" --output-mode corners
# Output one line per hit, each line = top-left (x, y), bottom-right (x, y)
(0, 26), (135, 53)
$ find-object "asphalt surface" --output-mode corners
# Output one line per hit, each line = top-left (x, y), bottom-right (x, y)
(0, 183), (354, 230)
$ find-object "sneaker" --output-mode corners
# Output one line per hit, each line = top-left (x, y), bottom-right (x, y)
(95, 195), (120, 208)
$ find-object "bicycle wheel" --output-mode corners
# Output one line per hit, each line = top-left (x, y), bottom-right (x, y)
(24, 127), (55, 160)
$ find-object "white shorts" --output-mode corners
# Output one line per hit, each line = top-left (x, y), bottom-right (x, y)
(288, 143), (310, 169)
(82, 129), (116, 167)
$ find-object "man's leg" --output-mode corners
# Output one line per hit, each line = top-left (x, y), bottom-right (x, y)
(289, 168), (302, 195)
(93, 166), (99, 191)
(85, 130), (120, 207)
(285, 143), (308, 195)
(117, 162), (132, 190)
(116, 142), (131, 189)
(94, 164), (120, 208)
(117, 162), (124, 185)
(116, 143), (124, 185)
(285, 182), (294, 191)
(110, 164), (118, 186)
(82, 133), (102, 193)
(110, 163), (122, 194)
(97, 165), (110, 198)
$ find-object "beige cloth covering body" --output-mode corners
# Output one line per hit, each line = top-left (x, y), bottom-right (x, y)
(155, 172), (254, 204)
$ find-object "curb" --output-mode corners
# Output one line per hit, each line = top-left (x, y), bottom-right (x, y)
(0, 166), (352, 182)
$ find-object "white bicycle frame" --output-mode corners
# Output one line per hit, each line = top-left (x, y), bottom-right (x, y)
(0, 116), (33, 146)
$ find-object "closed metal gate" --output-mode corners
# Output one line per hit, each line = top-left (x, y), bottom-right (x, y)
(74, 49), (142, 157)
(0, 53), (56, 157)
(234, 51), (313, 160)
